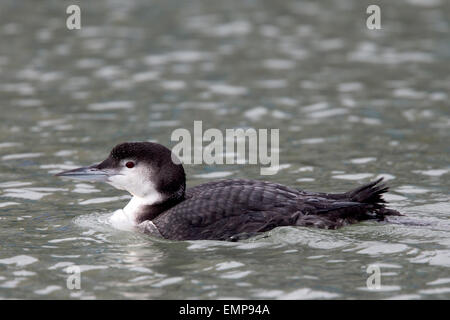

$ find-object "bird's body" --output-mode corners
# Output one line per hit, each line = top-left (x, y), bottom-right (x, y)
(150, 178), (398, 240)
(56, 142), (401, 241)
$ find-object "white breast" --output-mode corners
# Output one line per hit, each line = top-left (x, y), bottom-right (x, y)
(109, 195), (162, 230)
(109, 208), (136, 231)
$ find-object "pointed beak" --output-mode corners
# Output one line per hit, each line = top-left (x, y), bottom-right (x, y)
(55, 164), (112, 182)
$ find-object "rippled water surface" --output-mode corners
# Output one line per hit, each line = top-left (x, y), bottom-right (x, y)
(0, 0), (449, 299)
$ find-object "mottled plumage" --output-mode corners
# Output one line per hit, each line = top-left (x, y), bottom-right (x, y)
(153, 178), (400, 241)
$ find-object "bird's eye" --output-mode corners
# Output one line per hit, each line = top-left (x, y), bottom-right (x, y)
(125, 161), (135, 168)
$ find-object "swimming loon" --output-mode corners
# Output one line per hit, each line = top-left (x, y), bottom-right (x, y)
(56, 142), (401, 241)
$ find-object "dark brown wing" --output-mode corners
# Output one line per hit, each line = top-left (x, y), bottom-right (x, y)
(154, 181), (300, 240)
(153, 179), (384, 240)
(185, 179), (303, 198)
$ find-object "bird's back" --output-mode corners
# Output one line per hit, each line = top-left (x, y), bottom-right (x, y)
(153, 178), (399, 241)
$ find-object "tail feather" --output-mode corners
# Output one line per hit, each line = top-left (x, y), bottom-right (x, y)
(347, 178), (388, 206)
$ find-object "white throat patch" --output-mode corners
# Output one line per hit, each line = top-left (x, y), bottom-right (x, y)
(109, 194), (163, 230)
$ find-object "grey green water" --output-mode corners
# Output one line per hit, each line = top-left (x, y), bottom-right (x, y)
(0, 0), (449, 299)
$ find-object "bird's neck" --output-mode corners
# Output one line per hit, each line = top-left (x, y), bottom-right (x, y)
(112, 186), (185, 227)
(127, 196), (183, 224)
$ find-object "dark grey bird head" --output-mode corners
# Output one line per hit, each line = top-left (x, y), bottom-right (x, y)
(55, 142), (186, 203)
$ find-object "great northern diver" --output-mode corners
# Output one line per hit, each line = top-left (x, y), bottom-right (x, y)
(56, 142), (401, 241)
